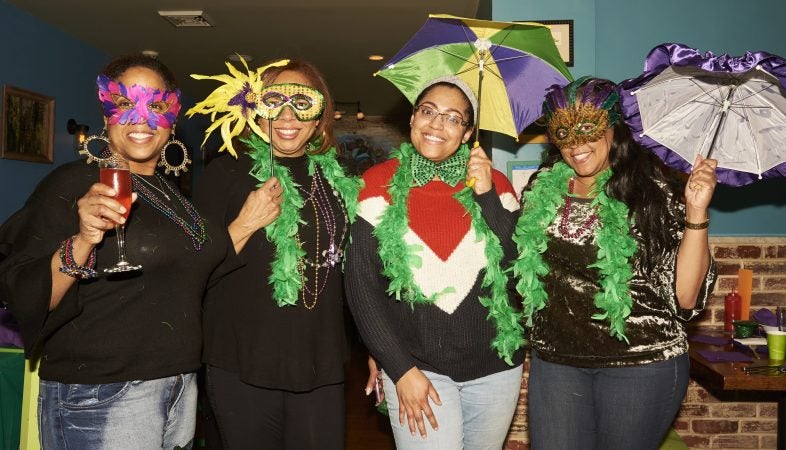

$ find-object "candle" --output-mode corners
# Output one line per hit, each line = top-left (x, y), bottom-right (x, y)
(738, 268), (753, 320)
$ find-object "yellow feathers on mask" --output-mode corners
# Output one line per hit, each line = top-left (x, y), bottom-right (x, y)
(186, 56), (289, 157)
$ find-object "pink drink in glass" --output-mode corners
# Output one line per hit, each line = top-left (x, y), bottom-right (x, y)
(100, 167), (132, 220)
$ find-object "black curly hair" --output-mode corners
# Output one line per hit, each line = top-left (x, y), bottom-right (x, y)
(100, 53), (178, 91)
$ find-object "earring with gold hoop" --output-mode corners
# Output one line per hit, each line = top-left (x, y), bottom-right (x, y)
(79, 128), (111, 164)
(157, 125), (191, 176)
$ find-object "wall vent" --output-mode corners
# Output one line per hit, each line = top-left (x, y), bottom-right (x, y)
(158, 11), (214, 27)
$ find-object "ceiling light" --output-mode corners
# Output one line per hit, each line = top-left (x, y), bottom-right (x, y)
(368, 55), (384, 61)
(334, 101), (364, 121)
(158, 10), (214, 27)
(141, 50), (159, 58)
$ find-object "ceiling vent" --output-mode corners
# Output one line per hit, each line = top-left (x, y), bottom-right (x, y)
(158, 11), (214, 27)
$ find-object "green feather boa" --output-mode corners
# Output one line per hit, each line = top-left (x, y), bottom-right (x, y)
(375, 142), (524, 364)
(512, 161), (637, 342)
(245, 134), (362, 307)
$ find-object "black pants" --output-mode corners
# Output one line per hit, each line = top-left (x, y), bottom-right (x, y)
(206, 365), (345, 450)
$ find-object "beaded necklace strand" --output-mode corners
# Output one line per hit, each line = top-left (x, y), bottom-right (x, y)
(295, 168), (349, 309)
(558, 178), (599, 239)
(245, 134), (362, 307)
(131, 173), (207, 250)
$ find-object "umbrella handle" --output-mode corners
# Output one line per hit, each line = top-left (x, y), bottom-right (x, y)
(705, 83), (738, 160)
(464, 139), (481, 188)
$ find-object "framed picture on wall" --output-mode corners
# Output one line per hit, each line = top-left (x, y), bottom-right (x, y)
(507, 160), (541, 199)
(519, 20), (574, 67)
(1, 84), (55, 164)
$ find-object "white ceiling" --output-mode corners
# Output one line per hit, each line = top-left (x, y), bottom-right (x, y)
(10, 0), (482, 118)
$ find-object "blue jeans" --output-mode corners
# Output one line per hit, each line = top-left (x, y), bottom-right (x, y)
(39, 373), (197, 449)
(382, 365), (523, 450)
(528, 351), (689, 450)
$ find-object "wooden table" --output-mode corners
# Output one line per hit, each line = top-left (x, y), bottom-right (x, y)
(689, 334), (786, 449)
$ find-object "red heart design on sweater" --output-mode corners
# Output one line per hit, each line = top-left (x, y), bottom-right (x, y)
(407, 185), (471, 261)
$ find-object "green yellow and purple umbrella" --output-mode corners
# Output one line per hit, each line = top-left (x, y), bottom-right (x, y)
(375, 14), (573, 140)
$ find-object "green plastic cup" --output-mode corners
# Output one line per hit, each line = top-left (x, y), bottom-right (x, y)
(766, 330), (786, 361)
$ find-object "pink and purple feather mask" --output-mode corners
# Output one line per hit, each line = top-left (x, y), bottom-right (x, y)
(97, 74), (181, 130)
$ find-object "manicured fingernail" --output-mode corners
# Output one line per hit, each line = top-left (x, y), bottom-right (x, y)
(364, 387), (371, 395)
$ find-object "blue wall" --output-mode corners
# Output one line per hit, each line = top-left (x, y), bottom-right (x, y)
(0, 1), (209, 222)
(0, 0), (109, 222)
(492, 0), (786, 235)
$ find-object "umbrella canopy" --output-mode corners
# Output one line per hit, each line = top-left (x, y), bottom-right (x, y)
(619, 43), (786, 186)
(375, 14), (572, 139)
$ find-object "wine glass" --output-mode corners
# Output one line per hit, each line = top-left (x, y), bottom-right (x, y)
(99, 156), (142, 273)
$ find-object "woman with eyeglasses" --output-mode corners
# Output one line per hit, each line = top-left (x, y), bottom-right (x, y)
(345, 77), (525, 449)
(191, 59), (361, 450)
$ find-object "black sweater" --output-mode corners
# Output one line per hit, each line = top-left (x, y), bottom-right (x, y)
(345, 158), (524, 384)
(194, 153), (348, 392)
(0, 160), (232, 384)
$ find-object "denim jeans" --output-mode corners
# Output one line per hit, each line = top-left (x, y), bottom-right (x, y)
(382, 365), (523, 450)
(39, 373), (197, 450)
(528, 351), (689, 450)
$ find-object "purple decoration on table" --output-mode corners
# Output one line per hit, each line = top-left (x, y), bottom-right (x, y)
(618, 43), (786, 187)
(689, 334), (731, 346)
(0, 308), (23, 348)
(753, 308), (777, 327)
(697, 350), (754, 363)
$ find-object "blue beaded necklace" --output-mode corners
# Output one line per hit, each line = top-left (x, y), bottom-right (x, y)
(131, 173), (207, 250)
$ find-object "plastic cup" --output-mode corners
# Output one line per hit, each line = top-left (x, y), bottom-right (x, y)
(766, 330), (786, 361)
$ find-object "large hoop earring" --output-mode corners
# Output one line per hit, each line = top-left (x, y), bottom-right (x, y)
(158, 136), (191, 176)
(79, 129), (111, 164)
(305, 131), (325, 154)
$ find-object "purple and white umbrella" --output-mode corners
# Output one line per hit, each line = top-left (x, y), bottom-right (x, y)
(619, 43), (786, 186)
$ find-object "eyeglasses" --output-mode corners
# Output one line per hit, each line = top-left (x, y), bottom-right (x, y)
(414, 104), (469, 128)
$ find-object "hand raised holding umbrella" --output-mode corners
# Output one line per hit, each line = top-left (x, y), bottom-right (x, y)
(619, 43), (786, 186)
(376, 14), (572, 139)
(375, 14), (573, 186)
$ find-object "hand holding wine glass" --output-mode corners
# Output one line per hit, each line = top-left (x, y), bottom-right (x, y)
(98, 156), (141, 273)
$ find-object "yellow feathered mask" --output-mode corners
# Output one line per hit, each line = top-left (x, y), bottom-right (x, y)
(186, 56), (289, 157)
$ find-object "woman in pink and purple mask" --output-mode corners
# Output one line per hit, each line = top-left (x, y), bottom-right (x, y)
(0, 53), (233, 449)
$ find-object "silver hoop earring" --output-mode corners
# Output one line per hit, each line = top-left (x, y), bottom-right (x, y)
(158, 137), (191, 176)
(79, 129), (111, 164)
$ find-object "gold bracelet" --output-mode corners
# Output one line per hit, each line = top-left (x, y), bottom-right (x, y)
(685, 218), (710, 230)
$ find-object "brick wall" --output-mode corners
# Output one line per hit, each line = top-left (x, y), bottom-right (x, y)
(504, 236), (786, 450)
